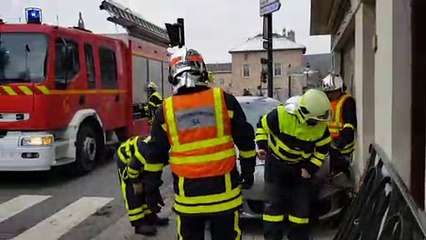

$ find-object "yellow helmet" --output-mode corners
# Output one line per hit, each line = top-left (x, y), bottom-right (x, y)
(298, 89), (332, 122)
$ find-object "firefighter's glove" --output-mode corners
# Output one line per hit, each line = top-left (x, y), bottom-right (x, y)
(239, 156), (256, 190)
(132, 183), (143, 195)
(330, 149), (351, 175)
(240, 172), (254, 190)
(145, 189), (165, 213)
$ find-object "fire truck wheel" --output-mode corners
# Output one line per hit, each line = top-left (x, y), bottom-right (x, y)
(74, 123), (102, 174)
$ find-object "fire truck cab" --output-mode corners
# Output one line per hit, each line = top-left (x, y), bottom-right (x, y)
(0, 5), (170, 173)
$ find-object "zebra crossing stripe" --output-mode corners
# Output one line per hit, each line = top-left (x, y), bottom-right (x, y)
(11, 196), (113, 240)
(0, 195), (51, 223)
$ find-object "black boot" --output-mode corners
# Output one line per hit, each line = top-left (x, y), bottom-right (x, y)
(134, 224), (157, 236)
(145, 213), (170, 226)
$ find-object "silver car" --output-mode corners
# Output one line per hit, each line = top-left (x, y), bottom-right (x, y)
(236, 96), (281, 217)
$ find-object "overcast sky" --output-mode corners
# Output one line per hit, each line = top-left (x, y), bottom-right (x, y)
(3, 0), (330, 63)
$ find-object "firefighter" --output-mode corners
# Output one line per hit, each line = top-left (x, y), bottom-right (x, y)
(321, 73), (357, 174)
(143, 47), (256, 240)
(256, 89), (332, 240)
(115, 136), (169, 236)
(145, 82), (163, 123)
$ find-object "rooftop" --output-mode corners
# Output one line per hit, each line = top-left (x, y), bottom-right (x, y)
(229, 33), (306, 53)
(206, 63), (232, 73)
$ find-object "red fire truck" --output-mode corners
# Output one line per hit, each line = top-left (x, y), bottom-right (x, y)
(0, 2), (171, 173)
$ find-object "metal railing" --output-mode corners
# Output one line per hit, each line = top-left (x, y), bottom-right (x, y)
(334, 143), (426, 240)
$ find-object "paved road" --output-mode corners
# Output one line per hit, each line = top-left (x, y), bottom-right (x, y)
(0, 158), (334, 239)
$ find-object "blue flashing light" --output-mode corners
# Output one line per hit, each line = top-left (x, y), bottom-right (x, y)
(25, 7), (42, 24)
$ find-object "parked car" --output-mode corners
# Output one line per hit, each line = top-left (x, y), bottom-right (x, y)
(236, 96), (281, 217)
(236, 96), (354, 222)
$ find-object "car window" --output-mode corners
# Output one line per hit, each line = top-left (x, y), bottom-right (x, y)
(240, 100), (280, 129)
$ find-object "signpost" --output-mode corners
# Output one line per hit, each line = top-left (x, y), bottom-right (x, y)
(260, 0), (281, 98)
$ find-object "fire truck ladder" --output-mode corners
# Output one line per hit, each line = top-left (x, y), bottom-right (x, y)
(99, 0), (170, 46)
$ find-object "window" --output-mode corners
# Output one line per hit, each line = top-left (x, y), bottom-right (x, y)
(99, 47), (118, 89)
(0, 33), (48, 83)
(55, 38), (80, 81)
(242, 64), (251, 78)
(274, 62), (282, 76)
(84, 44), (95, 89)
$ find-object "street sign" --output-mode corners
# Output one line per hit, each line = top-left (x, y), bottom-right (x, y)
(260, 0), (281, 16)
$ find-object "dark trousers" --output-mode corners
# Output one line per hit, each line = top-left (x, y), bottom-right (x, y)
(263, 158), (315, 240)
(116, 155), (151, 227)
(176, 211), (241, 240)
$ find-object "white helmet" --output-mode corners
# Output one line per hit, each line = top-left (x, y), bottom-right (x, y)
(147, 82), (157, 91)
(321, 73), (344, 92)
(298, 89), (332, 122)
(168, 47), (208, 91)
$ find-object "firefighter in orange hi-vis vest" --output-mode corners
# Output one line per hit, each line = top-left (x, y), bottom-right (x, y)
(321, 73), (357, 175)
(142, 47), (256, 240)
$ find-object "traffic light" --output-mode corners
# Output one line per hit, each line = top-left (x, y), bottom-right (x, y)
(260, 58), (268, 83)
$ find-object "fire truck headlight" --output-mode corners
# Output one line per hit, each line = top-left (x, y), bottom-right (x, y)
(21, 136), (54, 146)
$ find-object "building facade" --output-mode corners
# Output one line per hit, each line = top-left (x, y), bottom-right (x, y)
(205, 63), (233, 93)
(311, 0), (426, 206)
(228, 32), (306, 100)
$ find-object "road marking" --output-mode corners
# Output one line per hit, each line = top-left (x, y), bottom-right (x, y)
(0, 195), (51, 223)
(12, 196), (113, 240)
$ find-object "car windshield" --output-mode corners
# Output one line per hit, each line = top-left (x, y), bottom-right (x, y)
(0, 33), (48, 83)
(240, 99), (281, 129)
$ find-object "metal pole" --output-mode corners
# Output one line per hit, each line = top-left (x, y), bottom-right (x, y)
(266, 13), (273, 98)
(288, 76), (291, 98)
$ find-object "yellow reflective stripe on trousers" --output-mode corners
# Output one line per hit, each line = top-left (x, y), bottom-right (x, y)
(177, 214), (183, 240)
(239, 149), (256, 158)
(213, 88), (225, 137)
(288, 215), (309, 224)
(171, 135), (233, 152)
(174, 194), (243, 214)
(234, 211), (241, 240)
(164, 97), (180, 146)
(171, 148), (236, 165)
(316, 136), (332, 147)
(128, 207), (144, 215)
(263, 214), (285, 222)
(129, 213), (145, 221)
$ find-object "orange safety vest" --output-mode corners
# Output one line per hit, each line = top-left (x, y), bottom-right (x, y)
(163, 88), (236, 179)
(329, 93), (351, 139)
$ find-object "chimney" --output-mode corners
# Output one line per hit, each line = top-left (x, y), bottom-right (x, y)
(287, 30), (295, 42)
(282, 28), (287, 37)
